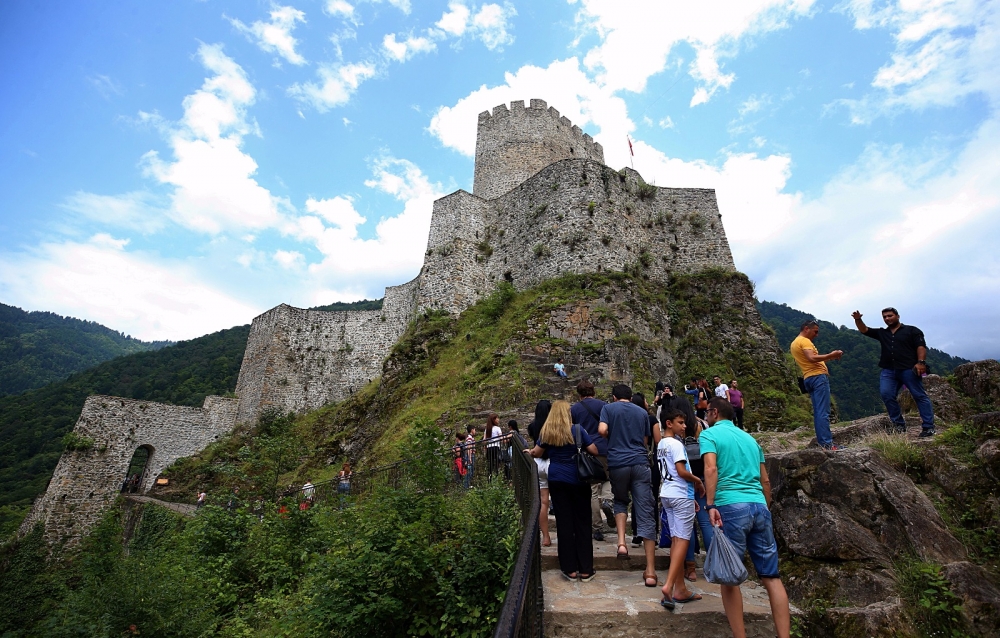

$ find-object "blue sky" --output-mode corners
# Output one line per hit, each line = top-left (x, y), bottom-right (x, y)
(1, 0), (997, 360)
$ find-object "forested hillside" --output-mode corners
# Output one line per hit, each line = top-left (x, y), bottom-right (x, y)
(0, 325), (250, 536)
(0, 303), (170, 398)
(757, 301), (969, 419)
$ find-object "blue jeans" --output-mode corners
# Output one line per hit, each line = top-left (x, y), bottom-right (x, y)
(717, 502), (780, 579)
(686, 491), (715, 561)
(803, 374), (833, 447)
(880, 368), (935, 429)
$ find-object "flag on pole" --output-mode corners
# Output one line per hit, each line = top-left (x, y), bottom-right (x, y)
(627, 136), (634, 156)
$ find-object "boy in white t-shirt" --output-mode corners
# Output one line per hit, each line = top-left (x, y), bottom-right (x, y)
(657, 409), (706, 609)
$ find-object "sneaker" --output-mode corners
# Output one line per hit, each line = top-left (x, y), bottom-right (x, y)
(631, 536), (643, 546)
(593, 531), (604, 541)
(918, 428), (935, 438)
(821, 444), (845, 451)
(893, 426), (907, 435)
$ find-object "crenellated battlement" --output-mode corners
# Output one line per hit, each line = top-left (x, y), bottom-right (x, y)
(473, 98), (604, 200)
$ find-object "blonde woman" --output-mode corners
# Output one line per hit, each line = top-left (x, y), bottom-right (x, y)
(528, 400), (600, 581)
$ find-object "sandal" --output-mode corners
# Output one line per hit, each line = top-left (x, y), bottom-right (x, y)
(616, 544), (629, 559)
(660, 596), (675, 610)
(672, 593), (702, 604)
(685, 560), (697, 582)
(644, 574), (658, 587)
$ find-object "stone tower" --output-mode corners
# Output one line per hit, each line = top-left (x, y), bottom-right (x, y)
(473, 99), (605, 200)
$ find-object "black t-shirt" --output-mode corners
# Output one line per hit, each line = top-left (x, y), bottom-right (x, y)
(863, 324), (927, 370)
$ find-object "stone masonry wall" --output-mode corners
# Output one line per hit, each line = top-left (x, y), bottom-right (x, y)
(234, 300), (414, 425)
(473, 99), (605, 200)
(414, 158), (734, 312)
(20, 395), (237, 546)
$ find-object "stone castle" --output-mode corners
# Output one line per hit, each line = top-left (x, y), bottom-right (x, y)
(22, 99), (736, 544)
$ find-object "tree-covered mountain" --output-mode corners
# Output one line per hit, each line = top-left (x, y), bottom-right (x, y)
(0, 324), (250, 536)
(757, 301), (969, 420)
(309, 298), (383, 312)
(0, 303), (171, 398)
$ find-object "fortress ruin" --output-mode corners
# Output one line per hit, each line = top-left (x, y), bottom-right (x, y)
(23, 99), (737, 545)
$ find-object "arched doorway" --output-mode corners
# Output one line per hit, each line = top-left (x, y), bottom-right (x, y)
(122, 445), (154, 494)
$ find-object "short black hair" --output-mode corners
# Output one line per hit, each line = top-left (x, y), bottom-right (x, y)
(576, 379), (596, 397)
(507, 419), (518, 431)
(881, 307), (898, 315)
(800, 319), (819, 331)
(708, 397), (735, 420)
(631, 393), (646, 408)
(661, 408), (685, 423)
(466, 424), (476, 433)
(612, 383), (632, 400)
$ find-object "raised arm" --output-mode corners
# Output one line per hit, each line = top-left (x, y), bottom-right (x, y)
(851, 310), (868, 334)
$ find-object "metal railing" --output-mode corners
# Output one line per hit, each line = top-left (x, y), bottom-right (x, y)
(283, 434), (544, 637)
(492, 432), (543, 638)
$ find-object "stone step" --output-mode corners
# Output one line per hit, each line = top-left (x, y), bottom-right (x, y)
(542, 531), (695, 572)
(542, 569), (778, 637)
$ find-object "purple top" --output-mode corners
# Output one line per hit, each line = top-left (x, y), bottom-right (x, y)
(729, 388), (743, 408)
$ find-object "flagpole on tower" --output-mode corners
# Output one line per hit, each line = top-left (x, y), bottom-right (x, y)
(627, 135), (635, 171)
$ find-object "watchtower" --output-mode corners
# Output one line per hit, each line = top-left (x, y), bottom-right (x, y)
(472, 99), (604, 200)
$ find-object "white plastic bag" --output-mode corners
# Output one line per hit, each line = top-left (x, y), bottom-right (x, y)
(703, 524), (749, 586)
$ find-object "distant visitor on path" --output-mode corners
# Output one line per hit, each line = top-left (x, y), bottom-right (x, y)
(728, 380), (745, 430)
(852, 307), (936, 437)
(570, 380), (613, 542)
(196, 491), (206, 509)
(790, 319), (844, 450)
(528, 400), (553, 547)
(553, 357), (568, 379)
(701, 397), (792, 638)
(713, 376), (730, 399)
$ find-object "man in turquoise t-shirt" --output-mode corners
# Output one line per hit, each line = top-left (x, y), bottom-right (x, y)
(700, 397), (791, 638)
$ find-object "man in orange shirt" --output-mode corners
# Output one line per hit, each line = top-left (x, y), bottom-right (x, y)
(790, 320), (843, 450)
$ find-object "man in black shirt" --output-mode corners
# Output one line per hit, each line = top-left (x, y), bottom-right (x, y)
(852, 307), (935, 436)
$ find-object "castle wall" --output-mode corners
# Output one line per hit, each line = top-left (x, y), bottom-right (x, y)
(20, 395), (237, 546)
(416, 190), (492, 313)
(233, 302), (415, 425)
(415, 159), (735, 311)
(473, 99), (605, 200)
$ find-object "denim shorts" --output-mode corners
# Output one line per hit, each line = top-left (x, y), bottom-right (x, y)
(717, 502), (780, 579)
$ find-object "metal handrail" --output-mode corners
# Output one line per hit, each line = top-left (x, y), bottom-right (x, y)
(492, 432), (543, 638)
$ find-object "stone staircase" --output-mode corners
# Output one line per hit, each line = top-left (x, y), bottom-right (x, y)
(541, 515), (779, 637)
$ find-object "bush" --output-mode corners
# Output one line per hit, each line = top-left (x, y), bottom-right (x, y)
(895, 559), (969, 637)
(866, 432), (924, 475)
(61, 431), (95, 451)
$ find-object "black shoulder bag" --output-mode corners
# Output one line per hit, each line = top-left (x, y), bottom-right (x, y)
(574, 425), (608, 484)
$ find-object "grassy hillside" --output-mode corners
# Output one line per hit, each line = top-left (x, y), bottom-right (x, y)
(0, 303), (170, 398)
(758, 301), (969, 420)
(0, 325), (250, 536)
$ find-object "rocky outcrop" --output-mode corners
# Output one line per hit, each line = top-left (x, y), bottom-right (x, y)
(768, 449), (966, 566)
(899, 374), (972, 423)
(954, 360), (1000, 409)
(943, 561), (1000, 635)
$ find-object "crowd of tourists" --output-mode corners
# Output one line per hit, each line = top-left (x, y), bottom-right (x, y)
(516, 378), (788, 636)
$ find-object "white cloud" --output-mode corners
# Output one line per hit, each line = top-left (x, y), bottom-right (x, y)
(838, 0), (1000, 120)
(273, 249), (306, 269)
(284, 156), (443, 286)
(0, 234), (260, 341)
(62, 191), (166, 233)
(432, 2), (516, 50)
(87, 74), (124, 99)
(289, 61), (378, 111)
(141, 43), (290, 234)
(658, 116), (675, 129)
(429, 58), (632, 165)
(382, 33), (436, 62)
(436, 2), (471, 36)
(230, 5), (308, 66)
(573, 0), (815, 104)
(326, 0), (354, 18)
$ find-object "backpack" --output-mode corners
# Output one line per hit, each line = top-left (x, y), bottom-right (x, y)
(684, 436), (701, 461)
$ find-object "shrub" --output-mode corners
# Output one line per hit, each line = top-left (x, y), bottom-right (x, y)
(532, 243), (550, 258)
(62, 431), (95, 451)
(865, 431), (924, 475)
(895, 559), (968, 637)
